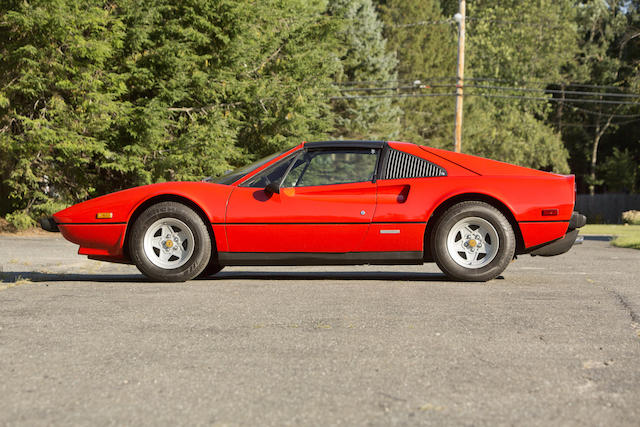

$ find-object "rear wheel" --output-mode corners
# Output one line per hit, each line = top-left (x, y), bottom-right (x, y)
(130, 202), (211, 282)
(431, 201), (515, 281)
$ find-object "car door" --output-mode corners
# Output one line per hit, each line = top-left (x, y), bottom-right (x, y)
(225, 147), (380, 253)
(360, 143), (449, 253)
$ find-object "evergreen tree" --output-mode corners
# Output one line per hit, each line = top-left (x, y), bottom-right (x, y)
(329, 0), (401, 139)
(0, 0), (128, 219)
(377, 0), (457, 149)
(0, 0), (342, 221)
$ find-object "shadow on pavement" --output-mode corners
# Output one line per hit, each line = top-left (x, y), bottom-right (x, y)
(0, 270), (463, 283)
(207, 271), (455, 282)
(582, 235), (613, 241)
(0, 271), (145, 283)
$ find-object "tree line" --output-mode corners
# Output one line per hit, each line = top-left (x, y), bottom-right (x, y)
(1, 0), (639, 228)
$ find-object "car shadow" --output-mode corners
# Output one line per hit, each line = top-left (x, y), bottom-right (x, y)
(581, 235), (613, 241)
(1, 271), (145, 283)
(205, 270), (452, 282)
(0, 270), (476, 283)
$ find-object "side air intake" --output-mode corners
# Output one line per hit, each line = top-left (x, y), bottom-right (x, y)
(382, 149), (446, 179)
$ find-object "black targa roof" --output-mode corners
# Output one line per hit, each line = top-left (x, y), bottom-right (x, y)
(303, 140), (386, 150)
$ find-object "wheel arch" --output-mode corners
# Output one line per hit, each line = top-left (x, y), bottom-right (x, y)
(122, 194), (217, 262)
(423, 193), (525, 261)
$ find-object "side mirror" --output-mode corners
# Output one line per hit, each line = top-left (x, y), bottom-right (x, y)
(265, 181), (280, 195)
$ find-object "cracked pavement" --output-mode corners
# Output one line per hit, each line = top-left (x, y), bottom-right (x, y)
(0, 234), (639, 426)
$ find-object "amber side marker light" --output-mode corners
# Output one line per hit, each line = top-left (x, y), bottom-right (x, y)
(541, 209), (559, 216)
(96, 212), (113, 219)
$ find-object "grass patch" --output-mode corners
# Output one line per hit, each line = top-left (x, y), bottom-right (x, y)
(580, 224), (640, 250)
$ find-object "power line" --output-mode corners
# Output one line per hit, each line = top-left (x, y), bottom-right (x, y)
(338, 84), (453, 92)
(334, 77), (456, 86)
(466, 77), (625, 91)
(467, 84), (640, 99)
(392, 20), (453, 28)
(331, 91), (640, 106)
(333, 76), (634, 91)
(337, 83), (640, 100)
(465, 17), (564, 29)
(393, 17), (563, 29)
(330, 93), (456, 100)
(464, 92), (640, 105)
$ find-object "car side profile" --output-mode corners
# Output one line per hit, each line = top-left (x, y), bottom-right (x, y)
(41, 140), (586, 282)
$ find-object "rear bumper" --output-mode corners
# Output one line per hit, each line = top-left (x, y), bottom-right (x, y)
(530, 211), (586, 257)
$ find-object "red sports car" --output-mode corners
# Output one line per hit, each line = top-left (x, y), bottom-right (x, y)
(40, 140), (586, 282)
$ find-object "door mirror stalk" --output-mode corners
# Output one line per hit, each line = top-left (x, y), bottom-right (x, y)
(265, 181), (280, 195)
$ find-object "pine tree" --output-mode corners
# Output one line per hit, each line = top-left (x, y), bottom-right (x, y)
(0, 0), (128, 219)
(377, 0), (457, 148)
(329, 0), (401, 139)
(0, 0), (343, 221)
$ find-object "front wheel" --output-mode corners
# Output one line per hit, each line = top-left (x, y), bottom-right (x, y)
(431, 201), (516, 282)
(129, 202), (211, 282)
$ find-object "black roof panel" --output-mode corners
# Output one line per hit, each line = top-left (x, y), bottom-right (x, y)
(304, 140), (386, 149)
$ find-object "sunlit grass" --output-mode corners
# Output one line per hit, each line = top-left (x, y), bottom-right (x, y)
(580, 225), (640, 250)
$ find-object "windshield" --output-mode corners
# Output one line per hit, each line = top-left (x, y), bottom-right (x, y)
(208, 148), (290, 185)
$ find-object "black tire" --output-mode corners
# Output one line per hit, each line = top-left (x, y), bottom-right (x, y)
(129, 202), (211, 282)
(198, 260), (223, 278)
(430, 201), (515, 282)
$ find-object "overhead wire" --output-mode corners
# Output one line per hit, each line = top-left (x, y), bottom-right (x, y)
(331, 91), (640, 106)
(336, 83), (640, 100)
(333, 84), (640, 105)
(333, 76), (634, 92)
(391, 17), (564, 29)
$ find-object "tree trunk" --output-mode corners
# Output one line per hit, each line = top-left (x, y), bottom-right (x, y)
(589, 127), (601, 196)
(588, 111), (616, 196)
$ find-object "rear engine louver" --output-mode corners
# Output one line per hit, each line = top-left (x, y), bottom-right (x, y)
(381, 149), (446, 179)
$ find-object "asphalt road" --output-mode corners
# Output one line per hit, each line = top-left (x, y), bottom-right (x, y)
(0, 234), (639, 426)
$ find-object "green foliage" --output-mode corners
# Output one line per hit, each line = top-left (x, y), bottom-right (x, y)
(5, 211), (35, 231)
(468, 0), (578, 85)
(599, 148), (638, 192)
(553, 0), (640, 194)
(0, 0), (342, 220)
(622, 210), (640, 225)
(460, 0), (578, 172)
(463, 98), (570, 173)
(0, 0), (128, 215)
(378, 0), (457, 149)
(330, 0), (401, 139)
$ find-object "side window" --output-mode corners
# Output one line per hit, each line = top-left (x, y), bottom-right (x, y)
(381, 148), (446, 179)
(241, 152), (299, 187)
(282, 149), (378, 187)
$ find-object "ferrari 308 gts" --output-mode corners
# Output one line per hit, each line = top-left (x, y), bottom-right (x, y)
(40, 140), (586, 282)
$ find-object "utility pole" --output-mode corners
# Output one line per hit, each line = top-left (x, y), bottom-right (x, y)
(453, 0), (466, 153)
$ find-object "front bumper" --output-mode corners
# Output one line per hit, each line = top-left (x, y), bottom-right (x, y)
(39, 216), (59, 232)
(529, 211), (586, 257)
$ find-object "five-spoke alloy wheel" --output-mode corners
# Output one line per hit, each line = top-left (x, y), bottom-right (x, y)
(431, 201), (516, 281)
(130, 202), (212, 282)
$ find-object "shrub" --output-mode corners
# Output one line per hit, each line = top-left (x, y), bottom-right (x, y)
(5, 211), (36, 230)
(622, 210), (640, 225)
